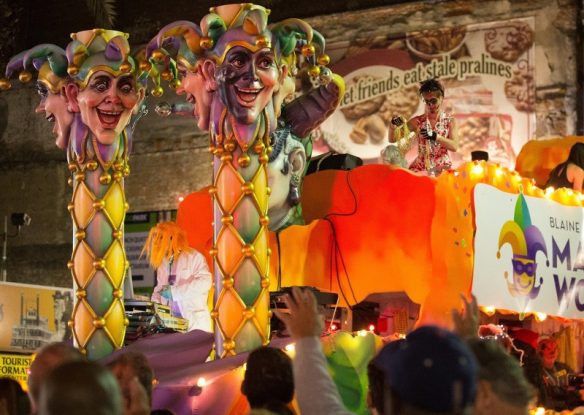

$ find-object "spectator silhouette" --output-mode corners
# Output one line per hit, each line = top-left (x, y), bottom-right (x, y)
(27, 342), (85, 414)
(242, 346), (295, 414)
(38, 360), (122, 415)
(107, 351), (152, 415)
(0, 377), (31, 415)
(467, 338), (535, 415)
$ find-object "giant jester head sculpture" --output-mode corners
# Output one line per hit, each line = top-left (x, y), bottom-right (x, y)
(146, 20), (214, 131)
(3, 44), (73, 149)
(65, 29), (145, 146)
(498, 194), (547, 299)
(201, 4), (283, 134)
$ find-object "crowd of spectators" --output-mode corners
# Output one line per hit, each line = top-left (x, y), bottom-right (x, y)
(1, 288), (581, 415)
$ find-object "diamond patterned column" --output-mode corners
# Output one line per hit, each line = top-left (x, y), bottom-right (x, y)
(210, 111), (271, 358)
(67, 132), (129, 360)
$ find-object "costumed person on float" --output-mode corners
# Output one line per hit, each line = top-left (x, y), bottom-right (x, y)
(545, 141), (584, 192)
(537, 337), (584, 410)
(388, 78), (459, 176)
(142, 222), (212, 332)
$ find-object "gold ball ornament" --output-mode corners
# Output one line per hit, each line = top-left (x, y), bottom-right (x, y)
(169, 78), (181, 89)
(253, 142), (265, 154)
(200, 37), (214, 49)
(238, 153), (251, 167)
(139, 61), (152, 72)
(93, 318), (106, 328)
(93, 259), (106, 269)
(242, 182), (255, 195)
(308, 65), (321, 77)
(92, 199), (106, 211)
(151, 49), (165, 62)
(67, 65), (79, 76)
(221, 215), (234, 224)
(161, 69), (173, 81)
(301, 44), (315, 57)
(317, 54), (331, 66)
(19, 71), (32, 83)
(255, 36), (270, 48)
(99, 172), (112, 185)
(119, 60), (132, 73)
(151, 86), (164, 97)
(0, 78), (11, 90)
(224, 141), (236, 152)
(243, 307), (255, 319)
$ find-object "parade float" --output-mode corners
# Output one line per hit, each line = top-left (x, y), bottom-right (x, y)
(0, 2), (583, 414)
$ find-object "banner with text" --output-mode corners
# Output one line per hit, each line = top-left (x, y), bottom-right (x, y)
(473, 184), (584, 318)
(319, 18), (535, 166)
(0, 353), (32, 388)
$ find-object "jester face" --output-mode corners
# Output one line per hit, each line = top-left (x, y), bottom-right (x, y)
(35, 83), (73, 150)
(511, 256), (537, 295)
(176, 63), (212, 130)
(421, 90), (443, 115)
(73, 71), (143, 145)
(216, 46), (279, 125)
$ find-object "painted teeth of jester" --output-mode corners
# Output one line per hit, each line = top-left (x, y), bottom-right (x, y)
(236, 86), (262, 104)
(97, 109), (123, 127)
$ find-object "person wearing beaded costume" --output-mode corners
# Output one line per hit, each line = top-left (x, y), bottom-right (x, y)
(389, 79), (460, 176)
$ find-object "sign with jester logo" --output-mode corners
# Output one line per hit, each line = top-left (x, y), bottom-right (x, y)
(473, 184), (584, 318)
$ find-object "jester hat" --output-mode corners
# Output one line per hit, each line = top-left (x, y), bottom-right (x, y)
(201, 4), (272, 65)
(498, 194), (548, 260)
(1, 44), (68, 92)
(66, 29), (139, 88)
(147, 20), (204, 71)
(144, 20), (207, 95)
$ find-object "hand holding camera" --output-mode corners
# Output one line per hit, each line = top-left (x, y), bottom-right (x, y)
(420, 128), (437, 141)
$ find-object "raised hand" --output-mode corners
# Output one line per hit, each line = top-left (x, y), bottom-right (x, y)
(451, 293), (479, 339)
(273, 287), (324, 339)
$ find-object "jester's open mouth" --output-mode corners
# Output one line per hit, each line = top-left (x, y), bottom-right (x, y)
(235, 86), (263, 106)
(97, 109), (122, 128)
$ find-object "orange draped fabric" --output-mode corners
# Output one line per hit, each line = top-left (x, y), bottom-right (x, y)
(177, 164), (474, 327)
